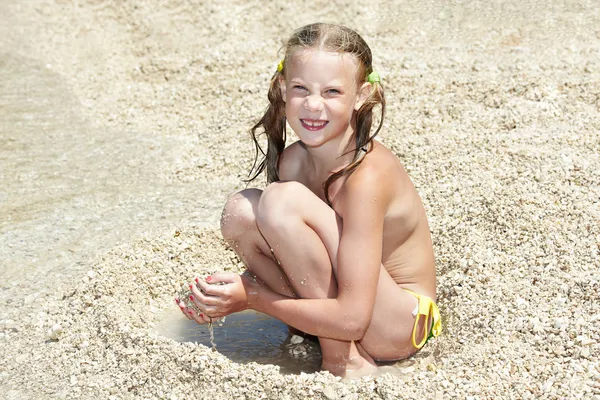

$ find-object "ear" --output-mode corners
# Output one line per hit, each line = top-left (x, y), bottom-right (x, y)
(354, 82), (372, 111)
(279, 77), (287, 102)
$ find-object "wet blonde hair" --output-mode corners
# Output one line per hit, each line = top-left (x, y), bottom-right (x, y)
(248, 23), (386, 204)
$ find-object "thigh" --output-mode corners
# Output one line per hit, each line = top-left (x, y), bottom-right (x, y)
(359, 269), (421, 361)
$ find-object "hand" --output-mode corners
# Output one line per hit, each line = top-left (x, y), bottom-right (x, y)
(190, 271), (259, 319)
(174, 296), (211, 325)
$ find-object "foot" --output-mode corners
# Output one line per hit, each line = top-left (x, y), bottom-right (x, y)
(321, 354), (378, 379)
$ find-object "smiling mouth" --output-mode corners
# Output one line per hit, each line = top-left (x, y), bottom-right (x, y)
(300, 119), (328, 131)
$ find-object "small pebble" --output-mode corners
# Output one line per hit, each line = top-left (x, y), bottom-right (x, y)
(322, 385), (337, 400)
(290, 335), (304, 345)
(47, 324), (63, 340)
(580, 348), (591, 358)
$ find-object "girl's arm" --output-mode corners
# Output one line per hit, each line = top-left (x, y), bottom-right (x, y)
(253, 165), (388, 340)
(193, 163), (391, 341)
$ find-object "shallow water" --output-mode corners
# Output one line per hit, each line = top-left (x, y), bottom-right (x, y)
(157, 309), (322, 374)
(0, 53), (224, 286)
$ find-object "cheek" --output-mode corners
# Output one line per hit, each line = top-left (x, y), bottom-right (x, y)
(284, 101), (297, 119)
(286, 98), (303, 112)
(332, 100), (354, 116)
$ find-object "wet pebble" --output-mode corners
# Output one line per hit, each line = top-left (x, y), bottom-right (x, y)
(290, 334), (304, 345)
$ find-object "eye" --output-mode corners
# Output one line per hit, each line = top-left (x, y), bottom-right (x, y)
(326, 88), (341, 94)
(292, 85), (308, 91)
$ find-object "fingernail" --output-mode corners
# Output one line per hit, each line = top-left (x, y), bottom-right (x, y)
(195, 277), (199, 283)
(206, 276), (212, 282)
(189, 295), (194, 301)
(188, 310), (194, 316)
(189, 284), (193, 290)
(199, 313), (204, 318)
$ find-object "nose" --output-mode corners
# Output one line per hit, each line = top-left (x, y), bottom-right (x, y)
(304, 94), (324, 112)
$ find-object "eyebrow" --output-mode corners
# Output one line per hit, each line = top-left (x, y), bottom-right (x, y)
(289, 79), (346, 88)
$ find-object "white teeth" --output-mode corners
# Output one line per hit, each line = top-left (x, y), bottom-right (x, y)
(303, 120), (326, 127)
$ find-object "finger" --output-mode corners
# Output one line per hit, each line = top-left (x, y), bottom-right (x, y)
(190, 284), (220, 306)
(204, 315), (223, 324)
(201, 313), (213, 323)
(187, 309), (208, 325)
(200, 305), (227, 319)
(195, 278), (225, 297)
(188, 294), (208, 314)
(204, 312), (227, 320)
(206, 272), (238, 285)
(188, 294), (225, 317)
(175, 297), (193, 320)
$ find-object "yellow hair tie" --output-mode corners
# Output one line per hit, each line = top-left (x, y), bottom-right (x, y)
(367, 71), (380, 84)
(277, 59), (284, 73)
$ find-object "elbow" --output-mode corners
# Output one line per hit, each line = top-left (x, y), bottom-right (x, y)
(337, 299), (372, 340)
(347, 325), (367, 341)
(344, 315), (370, 341)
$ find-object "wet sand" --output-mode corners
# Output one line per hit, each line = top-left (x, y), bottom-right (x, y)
(1, 0), (599, 398)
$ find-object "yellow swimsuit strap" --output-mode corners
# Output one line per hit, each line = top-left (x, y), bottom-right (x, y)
(404, 289), (442, 349)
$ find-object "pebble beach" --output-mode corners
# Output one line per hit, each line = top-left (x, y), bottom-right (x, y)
(1, 0), (599, 399)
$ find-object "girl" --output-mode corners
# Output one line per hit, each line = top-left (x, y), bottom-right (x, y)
(176, 23), (441, 377)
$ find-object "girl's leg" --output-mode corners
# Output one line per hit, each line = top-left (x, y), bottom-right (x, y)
(255, 181), (378, 376)
(220, 188), (296, 298)
(221, 186), (375, 376)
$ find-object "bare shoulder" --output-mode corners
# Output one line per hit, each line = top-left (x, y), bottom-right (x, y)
(342, 141), (417, 216)
(278, 141), (308, 181)
(345, 142), (410, 194)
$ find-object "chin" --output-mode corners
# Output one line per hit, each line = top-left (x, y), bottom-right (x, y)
(298, 139), (324, 148)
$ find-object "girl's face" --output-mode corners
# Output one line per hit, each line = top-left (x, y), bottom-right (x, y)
(281, 50), (370, 149)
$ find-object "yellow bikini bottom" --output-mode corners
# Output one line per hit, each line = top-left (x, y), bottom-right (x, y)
(404, 289), (442, 349)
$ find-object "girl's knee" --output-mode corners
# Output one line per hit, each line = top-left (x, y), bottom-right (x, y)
(220, 188), (262, 242)
(257, 181), (304, 229)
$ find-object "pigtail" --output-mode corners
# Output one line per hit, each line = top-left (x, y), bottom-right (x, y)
(246, 71), (287, 184)
(323, 79), (386, 204)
